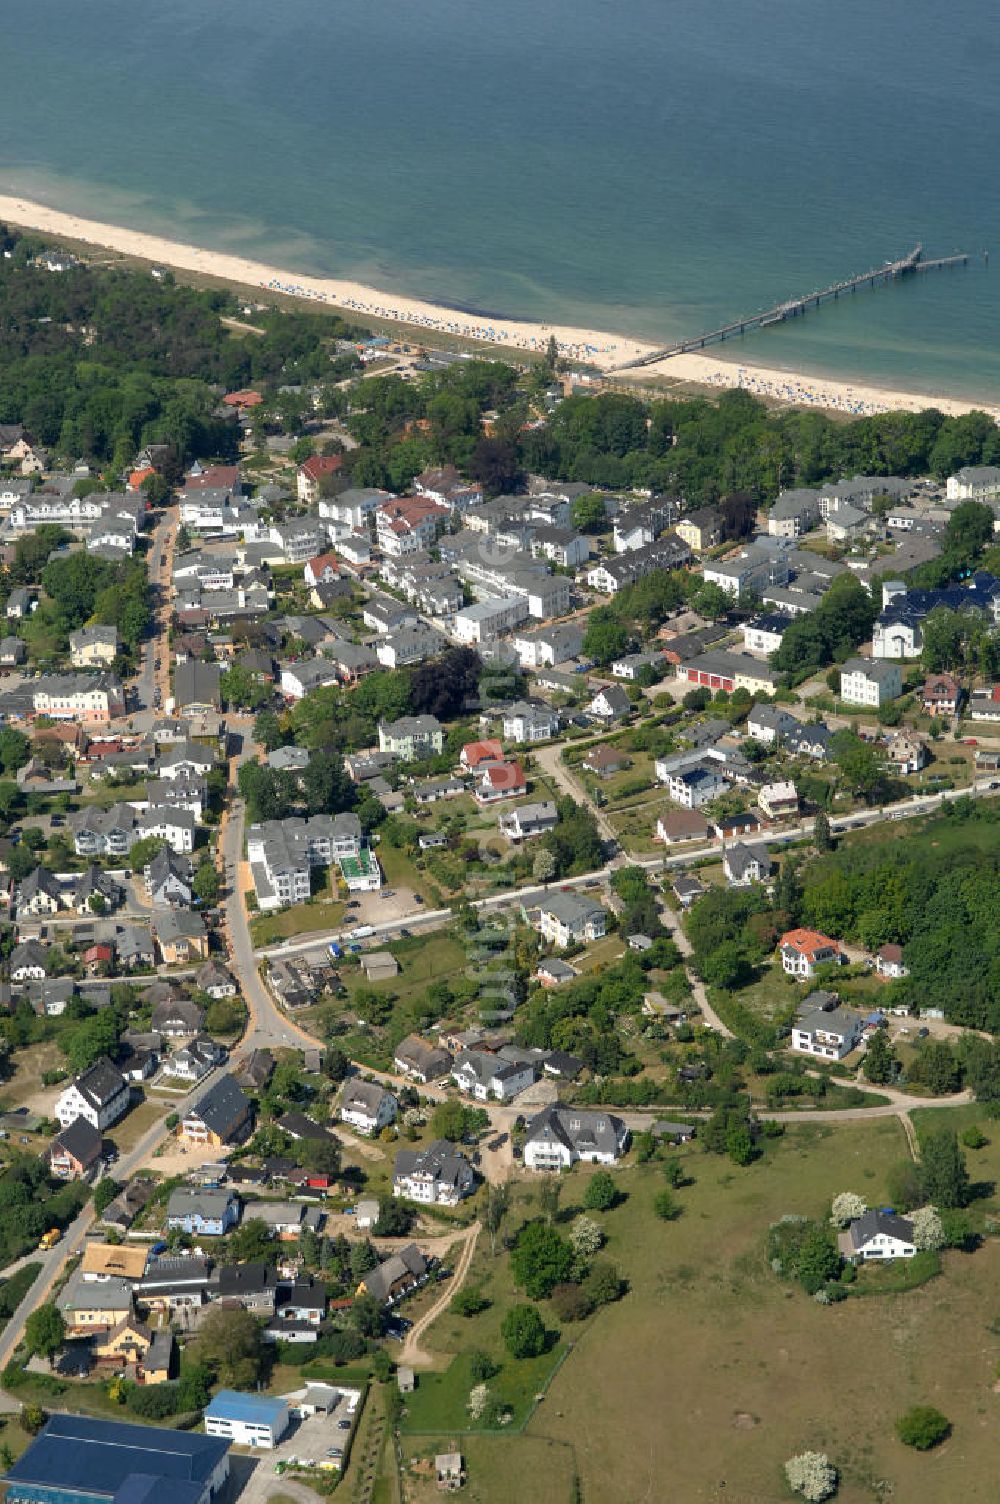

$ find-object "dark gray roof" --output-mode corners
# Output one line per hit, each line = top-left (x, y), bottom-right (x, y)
(849, 1208), (915, 1249)
(524, 1104), (626, 1157)
(189, 1074), (250, 1138)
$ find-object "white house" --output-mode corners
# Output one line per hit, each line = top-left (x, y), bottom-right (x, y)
(453, 596), (528, 644)
(538, 892), (606, 948)
(839, 658), (902, 708)
(663, 763), (726, 809)
(758, 780), (798, 820)
(55, 1058), (130, 1131)
(790, 1006), (863, 1060)
(780, 928), (844, 979)
(946, 465), (1000, 502)
(842, 1209), (916, 1261)
(742, 613), (793, 657)
(452, 1050), (535, 1102)
(339, 1081), (397, 1136)
(522, 1105), (629, 1170)
(392, 1140), (475, 1205)
(501, 701), (559, 743)
(875, 943), (908, 978)
(204, 1391), (290, 1449)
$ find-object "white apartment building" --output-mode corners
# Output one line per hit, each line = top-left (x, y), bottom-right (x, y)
(946, 466), (1000, 502)
(453, 595), (528, 644)
(55, 1058), (130, 1131)
(839, 657), (902, 708)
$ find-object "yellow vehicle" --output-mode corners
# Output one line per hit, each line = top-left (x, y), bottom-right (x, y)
(38, 1228), (61, 1251)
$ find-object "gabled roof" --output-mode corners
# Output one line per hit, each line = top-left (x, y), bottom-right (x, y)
(848, 1208), (915, 1249)
(187, 1074), (250, 1137)
(523, 1104), (626, 1157)
(50, 1115), (101, 1164)
(71, 1056), (127, 1110)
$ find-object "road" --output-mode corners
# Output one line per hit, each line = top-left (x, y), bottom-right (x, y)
(133, 506), (177, 715)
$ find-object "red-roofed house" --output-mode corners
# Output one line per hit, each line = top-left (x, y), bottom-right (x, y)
(375, 497), (448, 557)
(185, 464), (240, 492)
(83, 943), (113, 977)
(297, 454), (344, 504)
(127, 467), (156, 493)
(304, 553), (339, 588)
(461, 738), (504, 770)
(474, 761), (527, 805)
(780, 928), (844, 979)
(223, 389), (263, 409)
(921, 673), (961, 717)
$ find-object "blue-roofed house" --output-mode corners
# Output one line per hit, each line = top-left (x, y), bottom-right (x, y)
(3, 1413), (230, 1504)
(203, 1391), (290, 1448)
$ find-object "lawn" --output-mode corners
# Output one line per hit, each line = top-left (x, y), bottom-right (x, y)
(106, 1096), (167, 1155)
(399, 1435), (578, 1504)
(249, 896), (346, 947)
(518, 1120), (1000, 1503)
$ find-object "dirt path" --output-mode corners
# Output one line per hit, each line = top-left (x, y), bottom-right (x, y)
(899, 1112), (920, 1161)
(531, 742), (617, 845)
(399, 1220), (480, 1368)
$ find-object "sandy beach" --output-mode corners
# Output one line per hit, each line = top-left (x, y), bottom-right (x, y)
(1, 193), (997, 423)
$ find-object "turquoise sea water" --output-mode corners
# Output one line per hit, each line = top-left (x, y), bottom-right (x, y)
(2, 0), (998, 400)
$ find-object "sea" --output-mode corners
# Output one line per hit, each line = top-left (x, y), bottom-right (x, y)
(2, 0), (999, 402)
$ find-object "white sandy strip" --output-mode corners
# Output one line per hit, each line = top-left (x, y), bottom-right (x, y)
(1, 193), (997, 422)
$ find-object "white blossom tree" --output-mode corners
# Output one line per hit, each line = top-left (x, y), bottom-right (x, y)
(829, 1192), (867, 1229)
(910, 1205), (944, 1251)
(569, 1214), (604, 1257)
(784, 1451), (838, 1501)
(467, 1384), (490, 1420)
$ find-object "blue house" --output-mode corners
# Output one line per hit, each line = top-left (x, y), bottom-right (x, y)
(165, 1187), (239, 1236)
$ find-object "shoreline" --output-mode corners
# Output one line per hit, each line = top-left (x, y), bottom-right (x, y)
(1, 192), (997, 423)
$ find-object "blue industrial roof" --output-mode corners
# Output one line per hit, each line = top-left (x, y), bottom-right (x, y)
(5, 1414), (229, 1495)
(204, 1390), (288, 1426)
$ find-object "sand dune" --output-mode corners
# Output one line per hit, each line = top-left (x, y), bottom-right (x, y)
(1, 193), (996, 423)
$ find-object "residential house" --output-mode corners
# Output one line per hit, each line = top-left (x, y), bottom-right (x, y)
(701, 542), (790, 599)
(216, 1263), (278, 1316)
(791, 1006), (864, 1060)
(946, 465), (1000, 502)
(378, 715), (444, 759)
(758, 780), (798, 820)
(55, 1058), (129, 1131)
(674, 505), (722, 552)
(174, 660), (222, 714)
(297, 454), (343, 504)
(588, 684), (632, 723)
(69, 625), (119, 669)
(661, 761), (727, 809)
(178, 1074), (253, 1147)
(500, 700), (559, 744)
(522, 1105), (629, 1170)
(452, 1049), (535, 1102)
(196, 961), (237, 998)
(48, 1117), (103, 1179)
(146, 848), (194, 908)
(672, 873), (707, 909)
(152, 910), (208, 963)
(393, 1035), (454, 1083)
(163, 1037), (225, 1083)
(875, 943), (908, 979)
(454, 596), (528, 644)
(393, 1140), (475, 1205)
(151, 997), (205, 1038)
(746, 704), (800, 746)
(461, 737), (504, 769)
(250, 1202), (305, 1240)
(655, 809), (710, 844)
(841, 1209), (916, 1261)
(780, 928), (844, 979)
(742, 612), (793, 657)
(339, 1081), (397, 1135)
(583, 745), (627, 777)
(166, 1185), (240, 1233)
(56, 1271), (133, 1335)
(767, 488), (822, 539)
(512, 620), (584, 669)
(723, 842), (773, 887)
(921, 673), (961, 716)
(356, 1244), (429, 1304)
(497, 799), (558, 842)
(536, 957), (578, 987)
(474, 759), (527, 804)
(886, 732), (929, 776)
(840, 658), (902, 708)
(16, 866), (63, 918)
(537, 892), (607, 948)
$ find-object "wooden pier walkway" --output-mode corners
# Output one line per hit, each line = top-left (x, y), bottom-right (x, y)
(617, 243), (976, 370)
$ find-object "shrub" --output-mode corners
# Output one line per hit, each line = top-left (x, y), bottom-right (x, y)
(452, 1286), (490, 1318)
(549, 1282), (593, 1322)
(784, 1451), (838, 1501)
(569, 1215), (604, 1257)
(910, 1206), (945, 1252)
(961, 1125), (988, 1149)
(653, 1189), (681, 1222)
(584, 1260), (625, 1306)
(501, 1304), (547, 1359)
(583, 1172), (619, 1212)
(895, 1406), (951, 1450)
(469, 1350), (499, 1383)
(829, 1192), (867, 1229)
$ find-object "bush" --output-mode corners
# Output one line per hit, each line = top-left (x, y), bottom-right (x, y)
(784, 1451), (838, 1501)
(961, 1125), (988, 1149)
(501, 1303), (547, 1359)
(895, 1405), (951, 1450)
(583, 1171), (619, 1212)
(549, 1282), (594, 1322)
(653, 1189), (681, 1222)
(452, 1286), (490, 1318)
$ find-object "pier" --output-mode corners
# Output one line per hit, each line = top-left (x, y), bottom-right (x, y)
(616, 244), (977, 370)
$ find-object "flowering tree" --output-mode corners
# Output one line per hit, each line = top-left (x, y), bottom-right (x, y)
(784, 1452), (839, 1501)
(467, 1384), (490, 1420)
(910, 1205), (945, 1251)
(829, 1192), (867, 1229)
(570, 1215), (604, 1257)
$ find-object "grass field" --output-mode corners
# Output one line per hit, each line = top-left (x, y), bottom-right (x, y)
(399, 1119), (1000, 1502)
(249, 896), (346, 947)
(399, 1435), (578, 1504)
